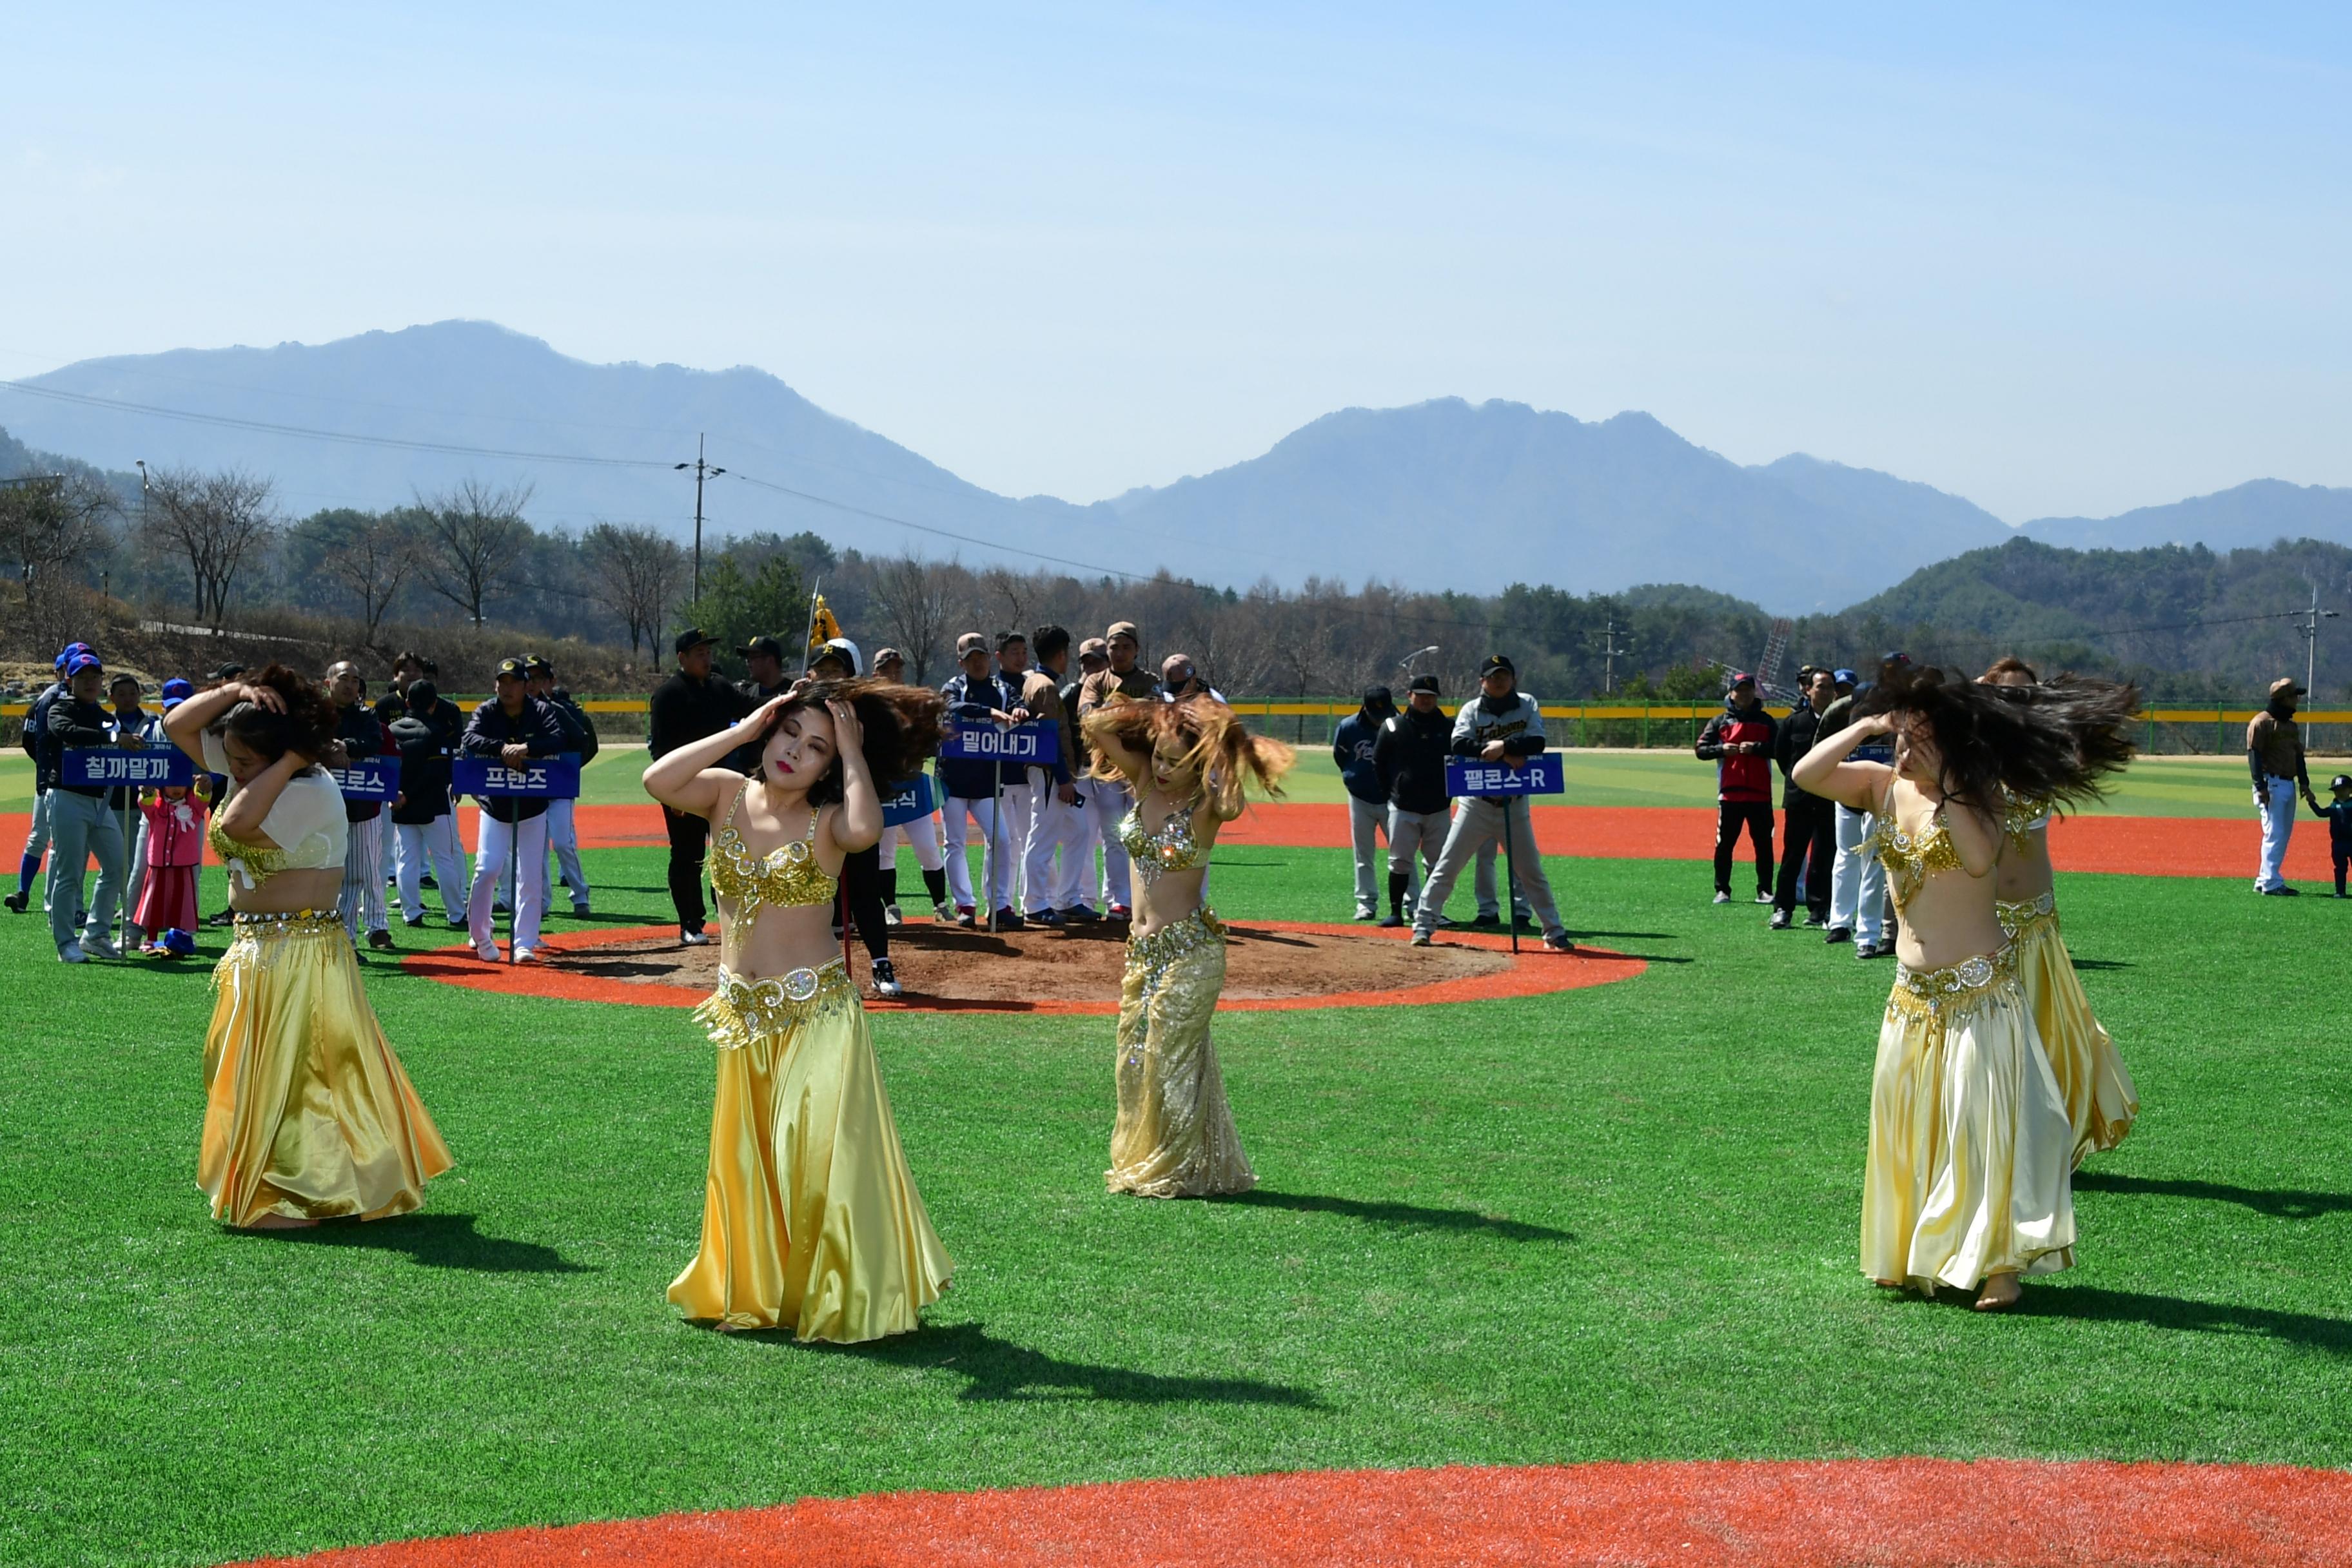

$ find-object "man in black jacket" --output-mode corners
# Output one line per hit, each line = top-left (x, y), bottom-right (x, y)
(389, 680), (467, 928)
(527, 654), (598, 915)
(326, 661), (395, 950)
(9, 644), (80, 916)
(43, 652), (135, 961)
(937, 632), (1023, 927)
(462, 658), (567, 962)
(648, 627), (751, 945)
(1371, 675), (1446, 926)
(1769, 667), (1837, 930)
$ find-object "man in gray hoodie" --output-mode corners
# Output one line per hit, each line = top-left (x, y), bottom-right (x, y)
(1410, 655), (1573, 951)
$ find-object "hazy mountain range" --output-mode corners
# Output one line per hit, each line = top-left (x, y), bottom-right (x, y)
(5, 320), (2349, 614)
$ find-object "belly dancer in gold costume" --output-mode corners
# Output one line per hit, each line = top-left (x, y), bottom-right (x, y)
(1079, 693), (1295, 1197)
(1794, 660), (2136, 1311)
(645, 678), (952, 1341)
(162, 666), (451, 1230)
(1981, 658), (2138, 1164)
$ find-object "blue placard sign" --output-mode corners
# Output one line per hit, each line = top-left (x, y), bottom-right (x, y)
(62, 746), (193, 789)
(452, 754), (582, 799)
(1446, 754), (1565, 798)
(881, 774), (936, 827)
(939, 720), (1060, 765)
(328, 755), (402, 802)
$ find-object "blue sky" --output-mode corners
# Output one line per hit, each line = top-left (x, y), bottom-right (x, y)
(4, 4), (2347, 520)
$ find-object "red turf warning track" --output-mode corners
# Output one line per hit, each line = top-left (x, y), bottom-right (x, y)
(230, 1460), (2352, 1567)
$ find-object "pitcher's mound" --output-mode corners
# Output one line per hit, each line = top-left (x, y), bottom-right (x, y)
(405, 919), (1644, 1014)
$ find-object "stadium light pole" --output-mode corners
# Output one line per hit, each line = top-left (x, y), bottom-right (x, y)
(1399, 645), (1441, 675)
(674, 435), (725, 604)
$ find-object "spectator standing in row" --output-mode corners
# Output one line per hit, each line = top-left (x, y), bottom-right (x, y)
(1334, 685), (1398, 921)
(1769, 666), (1838, 930)
(1371, 674), (1446, 927)
(938, 632), (1022, 927)
(43, 652), (133, 961)
(1820, 664), (1895, 957)
(870, 647), (954, 925)
(9, 644), (82, 915)
(529, 655), (598, 915)
(649, 628), (751, 946)
(2248, 677), (2316, 896)
(375, 653), (426, 894)
(993, 631), (1042, 916)
(1077, 620), (1156, 919)
(1161, 654), (1223, 704)
(464, 658), (565, 962)
(389, 679), (467, 928)
(109, 672), (164, 950)
(326, 661), (396, 952)
(1696, 671), (1778, 906)
(1054, 637), (1111, 921)
(1410, 655), (1574, 950)
(1019, 626), (1083, 926)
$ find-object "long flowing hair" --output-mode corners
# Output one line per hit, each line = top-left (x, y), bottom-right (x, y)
(209, 663), (338, 768)
(1855, 660), (2138, 812)
(1081, 693), (1294, 819)
(749, 678), (947, 805)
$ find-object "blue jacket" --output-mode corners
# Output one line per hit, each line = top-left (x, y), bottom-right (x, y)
(937, 672), (1020, 799)
(460, 696), (565, 823)
(22, 682), (64, 793)
(1331, 710), (1387, 805)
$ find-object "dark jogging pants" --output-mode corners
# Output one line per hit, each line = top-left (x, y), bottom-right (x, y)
(1714, 799), (1774, 896)
(665, 806), (709, 932)
(1774, 793), (1834, 918)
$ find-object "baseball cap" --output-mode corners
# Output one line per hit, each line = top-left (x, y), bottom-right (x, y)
(2271, 678), (2308, 700)
(1077, 637), (1108, 660)
(495, 656), (529, 680)
(522, 654), (554, 676)
(814, 637), (862, 676)
(160, 678), (193, 701)
(1833, 668), (1857, 685)
(1409, 674), (1440, 694)
(741, 634), (785, 662)
(161, 928), (197, 957)
(2331, 774), (2351, 792)
(406, 679), (438, 707)
(871, 646), (904, 668)
(1882, 651), (1912, 667)
(65, 652), (102, 677)
(956, 632), (988, 658)
(673, 627), (718, 654)
(995, 630), (1026, 651)
(1477, 654), (1515, 679)
(1729, 670), (1756, 687)
(108, 671), (140, 692)
(1361, 684), (1393, 707)
(208, 663), (245, 682)
(1106, 621), (1141, 643)
(1162, 654), (1195, 681)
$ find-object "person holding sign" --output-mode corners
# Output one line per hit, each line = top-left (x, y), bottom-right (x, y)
(1792, 660), (2135, 1311)
(41, 652), (135, 961)
(461, 658), (567, 963)
(937, 632), (1023, 928)
(327, 663), (397, 952)
(1081, 694), (1293, 1199)
(644, 677), (952, 1341)
(1409, 656), (1574, 952)
(162, 665), (453, 1230)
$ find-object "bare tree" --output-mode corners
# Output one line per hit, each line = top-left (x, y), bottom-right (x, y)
(581, 521), (685, 656)
(416, 478), (534, 625)
(0, 472), (116, 609)
(977, 564), (1032, 638)
(870, 556), (956, 683)
(144, 467), (280, 629)
(317, 510), (422, 651)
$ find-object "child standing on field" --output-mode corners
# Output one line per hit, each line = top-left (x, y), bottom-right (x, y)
(134, 778), (210, 951)
(2313, 774), (2352, 898)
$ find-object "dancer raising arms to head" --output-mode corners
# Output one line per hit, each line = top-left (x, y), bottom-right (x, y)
(644, 677), (952, 1342)
(1081, 693), (1294, 1199)
(1793, 662), (2135, 1311)
(163, 666), (453, 1230)
(1979, 658), (2139, 1164)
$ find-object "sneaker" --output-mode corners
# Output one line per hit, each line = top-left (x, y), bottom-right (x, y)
(1028, 908), (1064, 927)
(447, 914), (469, 928)
(57, 941), (85, 964)
(1378, 913), (1404, 928)
(1409, 929), (1432, 947)
(1108, 903), (1132, 921)
(1, 891), (23, 914)
(2261, 885), (2300, 897)
(1803, 912), (1828, 928)
(884, 903), (905, 927)
(1542, 932), (1576, 952)
(1062, 904), (1102, 925)
(1769, 909), (1791, 930)
(572, 902), (592, 917)
(994, 908), (1026, 931)
(680, 926), (711, 946)
(955, 906), (977, 928)
(1712, 891), (1732, 905)
(420, 874), (438, 889)
(513, 946), (541, 964)
(870, 957), (905, 999)
(1354, 908), (1378, 923)
(404, 914), (426, 928)
(208, 908), (236, 927)
(1823, 926), (1853, 945)
(82, 936), (122, 961)
(367, 928), (395, 951)
(1754, 890), (1774, 905)
(1471, 911), (1502, 927)
(475, 941), (502, 962)
(934, 899), (956, 923)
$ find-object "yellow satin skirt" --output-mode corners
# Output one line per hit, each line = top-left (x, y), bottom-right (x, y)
(1108, 908), (1256, 1199)
(200, 911), (453, 1227)
(1862, 946), (2075, 1291)
(2000, 894), (2137, 1166)
(669, 961), (950, 1342)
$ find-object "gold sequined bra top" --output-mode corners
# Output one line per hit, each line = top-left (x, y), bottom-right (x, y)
(1117, 798), (1210, 885)
(1868, 803), (1966, 916)
(2003, 792), (2053, 857)
(709, 787), (836, 923)
(207, 819), (286, 885)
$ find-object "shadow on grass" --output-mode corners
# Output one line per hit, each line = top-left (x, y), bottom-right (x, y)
(241, 1212), (593, 1273)
(2073, 1170), (2352, 1220)
(827, 1322), (1323, 1407)
(2069, 957), (2135, 971)
(1228, 1189), (1574, 1243)
(2029, 1285), (2352, 1354)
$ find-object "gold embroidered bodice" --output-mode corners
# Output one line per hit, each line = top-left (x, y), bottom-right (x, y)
(1868, 805), (1966, 916)
(208, 819), (287, 885)
(710, 786), (836, 925)
(2003, 792), (2053, 857)
(1117, 798), (1210, 885)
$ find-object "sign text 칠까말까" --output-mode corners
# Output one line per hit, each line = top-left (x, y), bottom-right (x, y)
(61, 747), (195, 789)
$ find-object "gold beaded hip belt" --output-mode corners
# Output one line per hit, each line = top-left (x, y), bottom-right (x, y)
(230, 908), (346, 939)
(1995, 890), (2058, 941)
(696, 959), (856, 1049)
(1886, 943), (2019, 1024)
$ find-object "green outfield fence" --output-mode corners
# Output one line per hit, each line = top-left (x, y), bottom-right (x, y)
(5, 698), (2345, 758)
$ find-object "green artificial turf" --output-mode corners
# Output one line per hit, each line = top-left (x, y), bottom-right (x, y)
(1, 798), (2350, 1567)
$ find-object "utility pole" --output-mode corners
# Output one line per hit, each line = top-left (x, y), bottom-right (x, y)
(2303, 581), (2340, 698)
(674, 435), (725, 605)
(1589, 620), (1632, 695)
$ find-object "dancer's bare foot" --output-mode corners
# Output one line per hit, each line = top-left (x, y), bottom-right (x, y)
(242, 1213), (320, 1231)
(1872, 1278), (1903, 1289)
(1974, 1272), (2021, 1312)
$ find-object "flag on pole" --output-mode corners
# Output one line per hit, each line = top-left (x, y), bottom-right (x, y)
(807, 593), (841, 657)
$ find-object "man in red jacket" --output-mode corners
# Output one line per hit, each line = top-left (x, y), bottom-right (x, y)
(1696, 672), (1778, 906)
